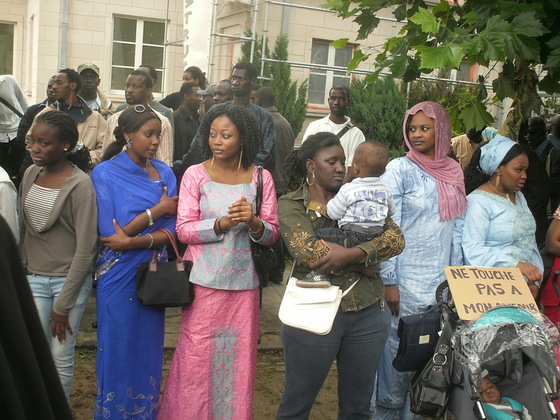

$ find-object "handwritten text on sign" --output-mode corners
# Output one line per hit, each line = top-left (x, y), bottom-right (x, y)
(444, 266), (537, 320)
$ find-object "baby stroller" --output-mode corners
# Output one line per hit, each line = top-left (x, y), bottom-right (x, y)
(413, 281), (560, 419)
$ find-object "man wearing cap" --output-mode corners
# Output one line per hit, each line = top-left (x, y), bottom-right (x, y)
(77, 63), (115, 119)
(212, 79), (233, 105)
(199, 83), (216, 114)
(173, 82), (202, 161)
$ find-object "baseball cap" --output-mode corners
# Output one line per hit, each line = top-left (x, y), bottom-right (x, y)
(198, 83), (217, 96)
(77, 63), (100, 76)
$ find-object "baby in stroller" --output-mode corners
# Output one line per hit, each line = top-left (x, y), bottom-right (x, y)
(477, 375), (532, 420)
(448, 307), (559, 420)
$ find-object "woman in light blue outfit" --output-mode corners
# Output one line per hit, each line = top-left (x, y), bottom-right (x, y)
(462, 135), (542, 298)
(373, 102), (467, 419)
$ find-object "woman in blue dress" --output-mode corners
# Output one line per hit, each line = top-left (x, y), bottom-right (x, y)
(91, 105), (178, 419)
(462, 135), (542, 299)
(373, 101), (467, 419)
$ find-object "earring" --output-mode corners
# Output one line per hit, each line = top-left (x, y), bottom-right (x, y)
(237, 149), (243, 171)
(306, 171), (315, 186)
(126, 138), (132, 148)
(494, 172), (501, 187)
(64, 148), (68, 152)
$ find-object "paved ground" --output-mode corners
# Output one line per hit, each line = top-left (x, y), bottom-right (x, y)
(77, 265), (291, 351)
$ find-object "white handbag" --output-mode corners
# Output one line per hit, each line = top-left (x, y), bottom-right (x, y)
(278, 277), (360, 335)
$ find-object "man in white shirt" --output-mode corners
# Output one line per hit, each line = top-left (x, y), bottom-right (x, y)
(302, 85), (365, 167)
(104, 70), (173, 166)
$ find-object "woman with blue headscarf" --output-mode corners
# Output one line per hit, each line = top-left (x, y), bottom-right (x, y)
(463, 135), (542, 298)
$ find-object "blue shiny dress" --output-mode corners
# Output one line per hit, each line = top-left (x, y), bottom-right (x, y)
(91, 152), (177, 419)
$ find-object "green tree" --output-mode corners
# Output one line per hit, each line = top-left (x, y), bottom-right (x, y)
(347, 77), (406, 154)
(239, 29), (270, 76)
(542, 96), (560, 122)
(324, 0), (560, 140)
(239, 31), (308, 136)
(267, 34), (308, 136)
(405, 78), (480, 136)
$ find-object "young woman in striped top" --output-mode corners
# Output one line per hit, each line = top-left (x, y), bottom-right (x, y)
(20, 109), (98, 399)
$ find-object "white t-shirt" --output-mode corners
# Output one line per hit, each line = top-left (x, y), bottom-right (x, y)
(302, 115), (365, 165)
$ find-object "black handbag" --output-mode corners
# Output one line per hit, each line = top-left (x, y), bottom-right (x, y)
(393, 303), (442, 372)
(410, 310), (457, 419)
(136, 228), (193, 307)
(251, 166), (277, 276)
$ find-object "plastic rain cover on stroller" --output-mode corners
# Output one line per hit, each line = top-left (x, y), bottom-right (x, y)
(448, 306), (559, 419)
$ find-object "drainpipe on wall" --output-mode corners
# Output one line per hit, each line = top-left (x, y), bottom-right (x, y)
(280, 0), (290, 35)
(249, 0), (259, 64)
(59, 0), (69, 70)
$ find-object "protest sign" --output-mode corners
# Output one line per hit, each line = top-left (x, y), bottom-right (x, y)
(444, 266), (538, 320)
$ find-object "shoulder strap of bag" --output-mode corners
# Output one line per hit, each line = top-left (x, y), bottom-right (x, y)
(255, 166), (263, 217)
(336, 122), (353, 139)
(287, 262), (360, 297)
(0, 96), (23, 118)
(341, 279), (360, 297)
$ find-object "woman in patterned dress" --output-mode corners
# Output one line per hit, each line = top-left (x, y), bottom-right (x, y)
(158, 104), (279, 419)
(276, 132), (405, 419)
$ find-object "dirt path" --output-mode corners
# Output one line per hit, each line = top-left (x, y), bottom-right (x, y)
(70, 348), (340, 419)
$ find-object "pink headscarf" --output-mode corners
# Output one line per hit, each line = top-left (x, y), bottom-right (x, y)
(403, 101), (467, 221)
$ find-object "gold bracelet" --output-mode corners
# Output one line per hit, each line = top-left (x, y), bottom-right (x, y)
(249, 219), (264, 235)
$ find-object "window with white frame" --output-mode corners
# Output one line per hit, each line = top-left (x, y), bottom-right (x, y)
(0, 23), (14, 75)
(111, 17), (165, 93)
(308, 40), (354, 105)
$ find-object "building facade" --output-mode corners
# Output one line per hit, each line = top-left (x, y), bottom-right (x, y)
(2, 0), (505, 134)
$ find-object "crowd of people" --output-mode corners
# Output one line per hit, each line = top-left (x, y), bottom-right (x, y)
(0, 60), (559, 420)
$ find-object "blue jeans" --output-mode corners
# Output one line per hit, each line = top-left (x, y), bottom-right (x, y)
(276, 299), (391, 420)
(27, 273), (92, 399)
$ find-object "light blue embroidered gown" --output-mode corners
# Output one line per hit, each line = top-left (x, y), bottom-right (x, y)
(373, 157), (464, 419)
(462, 190), (543, 271)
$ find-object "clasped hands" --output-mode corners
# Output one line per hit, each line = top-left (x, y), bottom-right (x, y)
(217, 195), (262, 234)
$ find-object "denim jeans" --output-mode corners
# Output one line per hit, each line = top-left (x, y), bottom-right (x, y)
(276, 299), (391, 420)
(27, 273), (92, 399)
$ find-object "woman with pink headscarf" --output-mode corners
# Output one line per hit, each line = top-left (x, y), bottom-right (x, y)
(372, 101), (467, 419)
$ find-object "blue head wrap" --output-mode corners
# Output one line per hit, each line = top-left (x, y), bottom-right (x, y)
(479, 135), (517, 176)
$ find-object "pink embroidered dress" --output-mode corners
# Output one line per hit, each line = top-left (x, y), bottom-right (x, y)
(158, 164), (279, 419)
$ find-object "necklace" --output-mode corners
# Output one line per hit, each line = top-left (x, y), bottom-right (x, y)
(487, 181), (512, 201)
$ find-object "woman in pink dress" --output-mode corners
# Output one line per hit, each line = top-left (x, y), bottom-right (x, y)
(158, 104), (280, 419)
